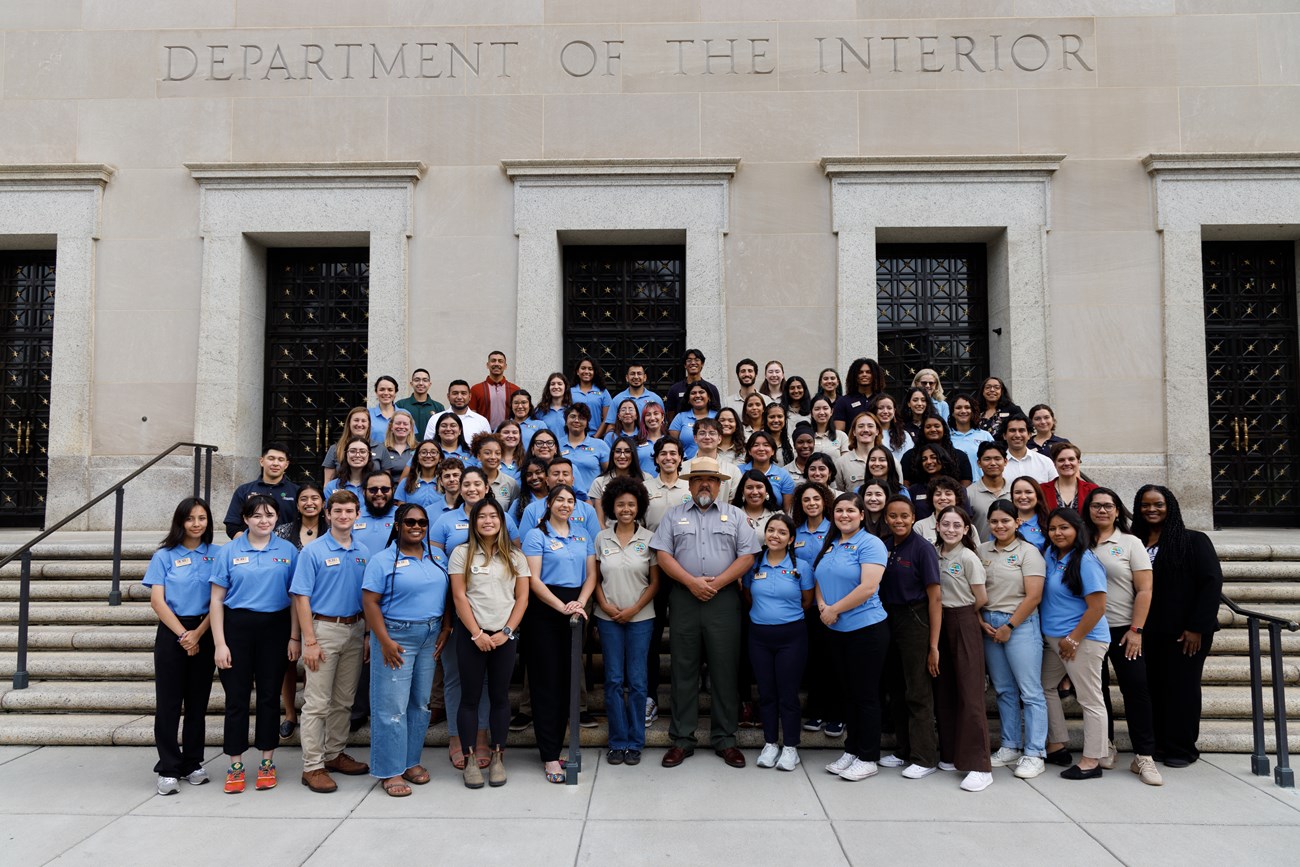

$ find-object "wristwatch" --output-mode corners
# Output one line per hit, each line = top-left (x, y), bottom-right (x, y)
(502, 626), (518, 641)
(1129, 625), (1144, 634)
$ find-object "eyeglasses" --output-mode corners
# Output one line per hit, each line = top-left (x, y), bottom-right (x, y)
(366, 486), (393, 494)
(1089, 503), (1117, 512)
(401, 518), (429, 528)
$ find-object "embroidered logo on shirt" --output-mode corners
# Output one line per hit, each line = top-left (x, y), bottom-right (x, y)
(946, 562), (963, 576)
(272, 557), (291, 564)
(1006, 554), (1020, 566)
(842, 544), (857, 552)
(631, 541), (647, 554)
(355, 557), (366, 565)
(202, 557), (216, 562)
(1108, 544), (1123, 557)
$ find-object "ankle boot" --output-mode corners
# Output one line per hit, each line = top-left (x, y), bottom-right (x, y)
(462, 751), (484, 789)
(488, 748), (507, 787)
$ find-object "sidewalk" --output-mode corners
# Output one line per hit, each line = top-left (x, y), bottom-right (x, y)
(2, 745), (1297, 866)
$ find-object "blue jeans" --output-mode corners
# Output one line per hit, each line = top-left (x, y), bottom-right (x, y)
(595, 617), (653, 750)
(441, 630), (489, 738)
(982, 610), (1047, 757)
(369, 618), (438, 779)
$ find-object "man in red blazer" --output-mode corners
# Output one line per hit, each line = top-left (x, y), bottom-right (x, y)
(468, 349), (519, 429)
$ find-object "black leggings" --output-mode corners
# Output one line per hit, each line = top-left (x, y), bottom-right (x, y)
(217, 606), (291, 756)
(748, 620), (808, 747)
(524, 585), (582, 763)
(828, 619), (890, 761)
(1102, 624), (1157, 755)
(455, 623), (517, 751)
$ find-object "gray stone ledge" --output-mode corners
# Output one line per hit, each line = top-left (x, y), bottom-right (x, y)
(821, 154), (1064, 176)
(185, 160), (427, 185)
(0, 164), (115, 187)
(501, 157), (741, 180)
(1144, 152), (1300, 176)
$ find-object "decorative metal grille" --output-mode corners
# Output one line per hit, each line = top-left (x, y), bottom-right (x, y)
(263, 249), (370, 483)
(1204, 242), (1299, 526)
(0, 252), (55, 525)
(876, 244), (989, 400)
(563, 246), (687, 396)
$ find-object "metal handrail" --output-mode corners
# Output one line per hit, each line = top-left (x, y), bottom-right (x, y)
(5, 442), (219, 689)
(566, 614), (585, 785)
(1221, 592), (1297, 789)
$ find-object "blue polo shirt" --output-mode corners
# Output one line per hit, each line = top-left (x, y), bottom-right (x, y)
(560, 436), (610, 495)
(522, 524), (594, 588)
(571, 385), (612, 434)
(393, 477), (442, 511)
(428, 504), (521, 552)
(440, 445), (473, 464)
(518, 419), (547, 449)
(738, 461), (796, 499)
(668, 411), (716, 460)
(143, 542), (221, 617)
(812, 528), (888, 632)
(210, 535), (298, 612)
(369, 406), (393, 445)
(534, 406), (568, 438)
(520, 498), (599, 537)
(745, 551), (813, 626)
(603, 388), (664, 425)
(290, 533), (368, 617)
(1042, 548), (1110, 642)
(363, 545), (450, 621)
(322, 478), (363, 500)
(793, 518), (830, 574)
(352, 507), (399, 558)
(1019, 515), (1049, 553)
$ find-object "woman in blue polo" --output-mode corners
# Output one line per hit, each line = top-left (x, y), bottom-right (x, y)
(668, 383), (717, 460)
(209, 494), (300, 795)
(813, 492), (890, 783)
(522, 485), (596, 783)
(791, 481), (840, 736)
(739, 430), (796, 513)
(559, 404), (610, 497)
(146, 497), (222, 796)
(362, 502), (452, 797)
(430, 412), (473, 464)
(570, 358), (612, 436)
(745, 513), (814, 773)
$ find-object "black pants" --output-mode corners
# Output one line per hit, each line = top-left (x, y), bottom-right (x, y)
(217, 606), (291, 756)
(646, 579), (672, 703)
(1145, 629), (1213, 763)
(153, 618), (215, 777)
(748, 620), (808, 747)
(524, 585), (581, 763)
(1102, 624), (1157, 755)
(803, 615), (840, 722)
(828, 619), (890, 761)
(883, 601), (939, 768)
(455, 623), (518, 750)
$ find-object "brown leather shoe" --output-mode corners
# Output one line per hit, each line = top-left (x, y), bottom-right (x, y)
(325, 753), (370, 776)
(661, 746), (694, 768)
(716, 747), (746, 768)
(301, 769), (338, 793)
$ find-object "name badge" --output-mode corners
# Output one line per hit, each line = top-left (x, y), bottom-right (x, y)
(677, 519), (690, 525)
(471, 565), (490, 575)
(754, 571), (767, 580)
(232, 556), (250, 565)
(549, 541), (564, 552)
(325, 557), (341, 567)
(395, 559), (411, 568)
(173, 557), (192, 567)
(601, 547), (618, 558)
(455, 523), (469, 530)
(354, 522), (367, 529)
(793, 541), (805, 549)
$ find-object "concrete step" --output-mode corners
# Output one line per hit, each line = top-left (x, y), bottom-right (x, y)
(1221, 582), (1300, 603)
(0, 602), (158, 625)
(1218, 605), (1300, 628)
(1221, 560), (1300, 580)
(0, 560), (150, 580)
(0, 542), (158, 562)
(0, 580), (151, 602)
(0, 625), (160, 651)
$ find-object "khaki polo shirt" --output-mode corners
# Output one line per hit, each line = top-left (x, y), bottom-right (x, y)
(645, 475), (693, 531)
(1093, 529), (1152, 627)
(938, 546), (987, 608)
(594, 526), (657, 623)
(448, 545), (529, 631)
(836, 451), (870, 491)
(977, 538), (1046, 614)
(968, 476), (1011, 540)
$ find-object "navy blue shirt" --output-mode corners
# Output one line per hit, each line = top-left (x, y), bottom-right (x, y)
(222, 477), (300, 538)
(881, 531), (942, 607)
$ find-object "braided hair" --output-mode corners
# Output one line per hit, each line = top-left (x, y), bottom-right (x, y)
(1130, 484), (1190, 565)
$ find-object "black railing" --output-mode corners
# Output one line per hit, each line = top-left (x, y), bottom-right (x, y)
(2, 443), (219, 689)
(1220, 593), (1298, 789)
(566, 614), (585, 785)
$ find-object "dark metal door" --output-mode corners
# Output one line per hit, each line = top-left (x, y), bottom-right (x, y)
(0, 253), (55, 527)
(1205, 242), (1300, 526)
(263, 249), (370, 484)
(876, 244), (989, 398)
(563, 246), (687, 396)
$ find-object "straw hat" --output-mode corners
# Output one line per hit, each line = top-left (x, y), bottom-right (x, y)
(680, 457), (730, 480)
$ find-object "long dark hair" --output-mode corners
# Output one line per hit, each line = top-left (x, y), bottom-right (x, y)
(845, 357), (885, 398)
(814, 492), (866, 569)
(607, 435), (646, 481)
(160, 497), (214, 549)
(986, 499), (1023, 544)
(805, 452), (839, 487)
(1082, 486), (1132, 543)
(1130, 484), (1190, 563)
(456, 466), (495, 509)
(1011, 475), (1051, 530)
(912, 443), (959, 485)
(903, 385), (940, 428)
(763, 403), (795, 465)
(792, 481), (834, 528)
(732, 468), (780, 512)
(865, 444), (902, 489)
(781, 375), (813, 417)
(1048, 506), (1090, 597)
(859, 479), (895, 539)
(540, 484), (578, 533)
(513, 455), (550, 523)
(980, 376), (1015, 412)
(383, 501), (432, 552)
(872, 394), (907, 450)
(432, 411), (469, 451)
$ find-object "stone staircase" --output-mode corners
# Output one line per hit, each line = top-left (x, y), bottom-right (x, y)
(1, 534), (1298, 753)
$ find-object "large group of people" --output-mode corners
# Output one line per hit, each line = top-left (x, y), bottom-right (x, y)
(146, 350), (1224, 797)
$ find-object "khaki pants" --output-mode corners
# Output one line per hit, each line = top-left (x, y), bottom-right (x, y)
(1042, 635), (1108, 760)
(300, 619), (365, 772)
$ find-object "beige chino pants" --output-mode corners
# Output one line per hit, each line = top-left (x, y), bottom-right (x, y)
(1042, 635), (1109, 760)
(300, 619), (365, 772)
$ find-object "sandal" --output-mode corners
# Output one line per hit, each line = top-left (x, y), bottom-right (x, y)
(402, 765), (430, 785)
(544, 762), (566, 784)
(476, 735), (491, 769)
(382, 778), (412, 798)
(448, 743), (467, 771)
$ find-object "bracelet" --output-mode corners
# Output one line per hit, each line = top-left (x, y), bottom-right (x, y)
(1061, 636), (1078, 648)
(472, 631), (484, 641)
(304, 640), (319, 647)
(176, 631), (189, 643)
(1003, 621), (1015, 631)
(289, 637), (301, 643)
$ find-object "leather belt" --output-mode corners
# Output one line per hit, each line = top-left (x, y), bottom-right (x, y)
(313, 613), (363, 625)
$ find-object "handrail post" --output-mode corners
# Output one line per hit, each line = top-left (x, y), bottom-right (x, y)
(566, 614), (583, 785)
(204, 447), (214, 505)
(192, 446), (201, 498)
(1248, 616), (1268, 777)
(108, 487), (125, 606)
(1268, 621), (1294, 789)
(12, 552), (32, 689)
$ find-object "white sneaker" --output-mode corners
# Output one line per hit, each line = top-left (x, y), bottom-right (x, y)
(877, 753), (906, 768)
(776, 746), (800, 772)
(757, 743), (780, 768)
(1131, 755), (1164, 787)
(825, 751), (856, 774)
(839, 759), (879, 781)
(938, 761), (957, 772)
(156, 776), (180, 796)
(990, 746), (1022, 768)
(185, 768), (209, 786)
(1013, 756), (1046, 779)
(961, 771), (994, 792)
(901, 764), (937, 780)
(1100, 740), (1118, 770)
(645, 698), (658, 725)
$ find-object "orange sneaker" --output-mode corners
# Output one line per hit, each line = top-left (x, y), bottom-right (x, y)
(255, 759), (277, 790)
(224, 762), (245, 794)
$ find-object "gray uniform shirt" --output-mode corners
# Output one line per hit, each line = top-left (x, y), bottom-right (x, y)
(649, 500), (761, 579)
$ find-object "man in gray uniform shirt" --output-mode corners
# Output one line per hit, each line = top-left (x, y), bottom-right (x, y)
(650, 457), (760, 770)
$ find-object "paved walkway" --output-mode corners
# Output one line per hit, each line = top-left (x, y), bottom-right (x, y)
(2, 745), (1297, 866)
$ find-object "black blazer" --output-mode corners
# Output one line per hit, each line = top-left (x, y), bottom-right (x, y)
(1147, 530), (1223, 636)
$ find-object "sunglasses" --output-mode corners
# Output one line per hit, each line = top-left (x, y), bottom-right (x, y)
(401, 518), (429, 528)
(366, 486), (393, 494)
